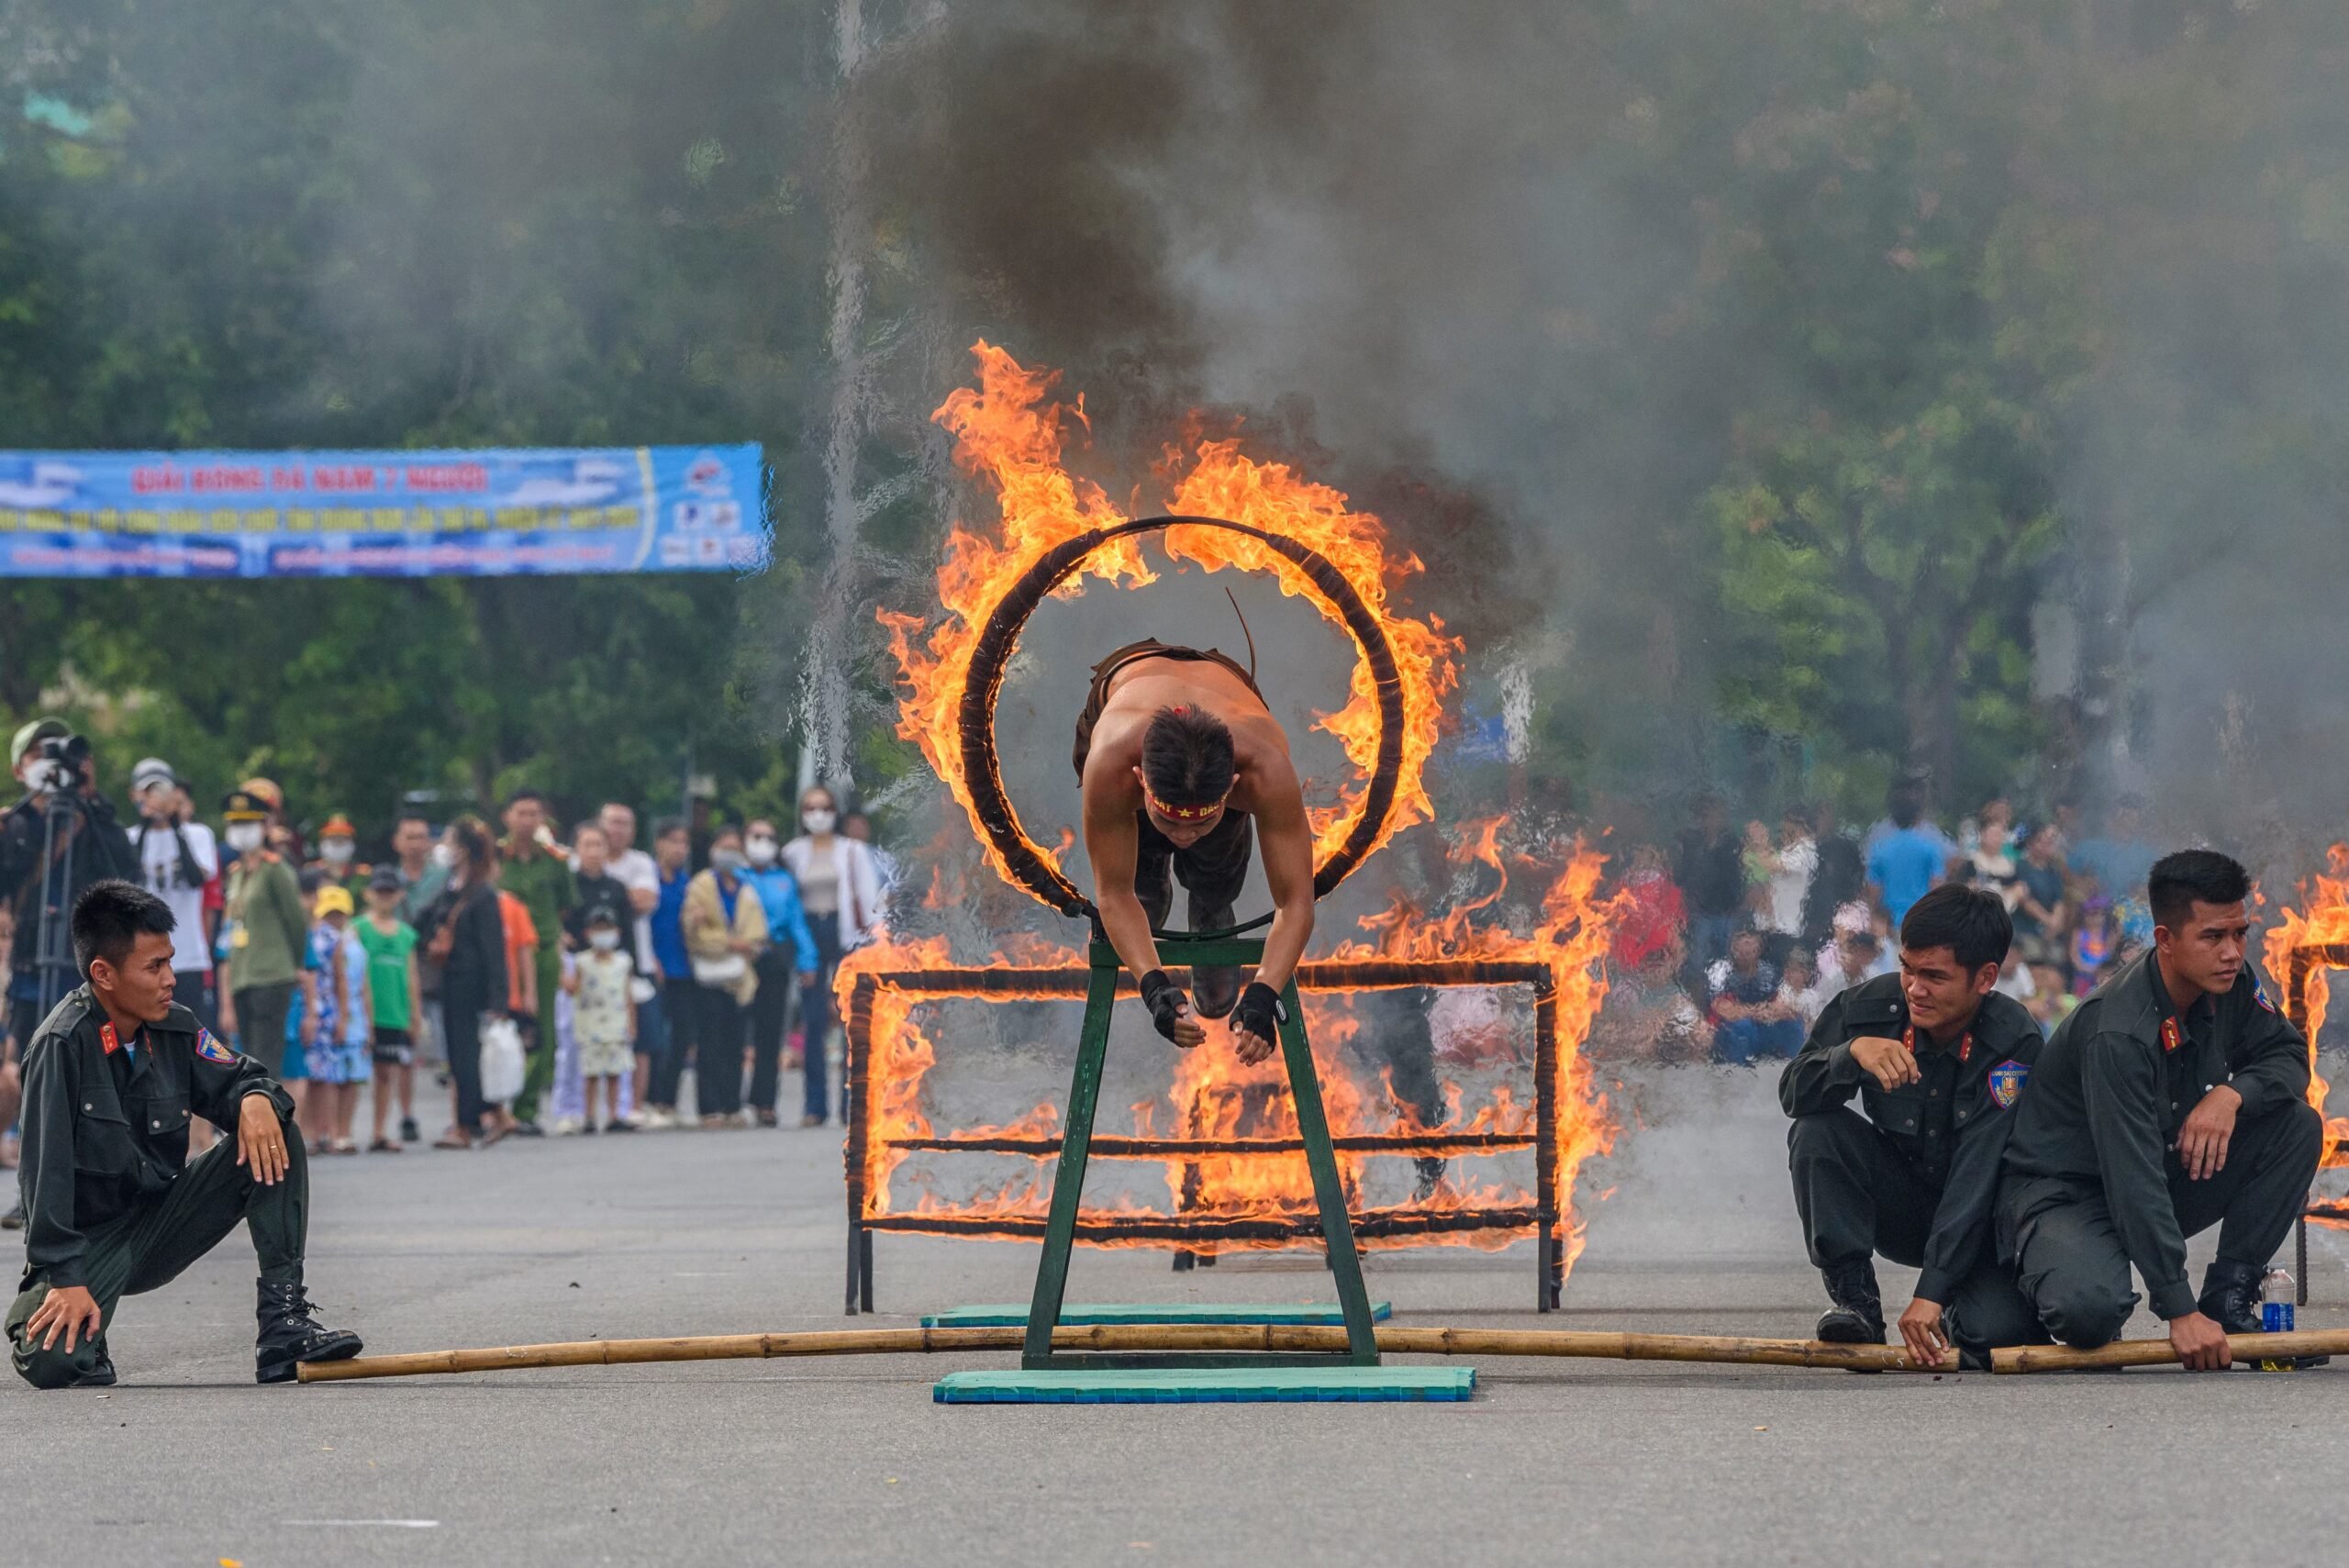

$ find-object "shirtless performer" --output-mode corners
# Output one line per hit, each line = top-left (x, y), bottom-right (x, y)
(1074, 638), (1314, 1066)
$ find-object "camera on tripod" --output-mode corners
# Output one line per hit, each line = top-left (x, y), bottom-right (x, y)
(27, 732), (93, 796)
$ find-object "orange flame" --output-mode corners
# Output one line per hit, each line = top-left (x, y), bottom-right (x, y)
(2259, 843), (2349, 1184)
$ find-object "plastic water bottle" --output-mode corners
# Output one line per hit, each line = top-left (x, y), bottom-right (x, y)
(2258, 1269), (2297, 1372)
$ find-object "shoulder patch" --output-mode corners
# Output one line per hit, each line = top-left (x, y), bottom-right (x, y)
(195, 1029), (239, 1066)
(1986, 1059), (2030, 1110)
(2252, 975), (2277, 1013)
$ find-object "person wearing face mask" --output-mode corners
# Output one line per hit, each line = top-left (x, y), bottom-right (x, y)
(215, 790), (317, 1084)
(680, 826), (770, 1127)
(560, 908), (636, 1133)
(309, 813), (366, 894)
(782, 788), (886, 1127)
(738, 818), (819, 1129)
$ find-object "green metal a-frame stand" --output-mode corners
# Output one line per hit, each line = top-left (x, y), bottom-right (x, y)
(1018, 928), (1381, 1372)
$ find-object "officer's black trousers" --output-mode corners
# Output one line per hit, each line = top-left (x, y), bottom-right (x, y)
(8, 1116), (308, 1388)
(1787, 1106), (2043, 1353)
(2005, 1099), (2321, 1349)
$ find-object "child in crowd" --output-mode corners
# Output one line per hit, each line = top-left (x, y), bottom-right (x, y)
(2026, 964), (2076, 1035)
(563, 907), (638, 1133)
(359, 866), (423, 1151)
(2069, 895), (2119, 995)
(1741, 820), (1776, 920)
(304, 884), (373, 1155)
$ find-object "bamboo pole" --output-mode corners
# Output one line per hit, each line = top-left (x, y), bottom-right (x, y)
(1993, 1327), (2349, 1373)
(299, 1322), (1915, 1383)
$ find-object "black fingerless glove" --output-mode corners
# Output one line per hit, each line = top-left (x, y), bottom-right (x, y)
(1140, 969), (1190, 1041)
(1232, 981), (1286, 1045)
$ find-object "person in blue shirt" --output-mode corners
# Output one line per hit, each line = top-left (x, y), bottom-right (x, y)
(2066, 796), (2158, 902)
(1865, 793), (1954, 927)
(641, 819), (696, 1129)
(740, 817), (820, 1128)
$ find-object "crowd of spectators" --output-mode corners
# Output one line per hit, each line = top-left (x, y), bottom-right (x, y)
(1593, 781), (2163, 1063)
(0, 719), (894, 1221)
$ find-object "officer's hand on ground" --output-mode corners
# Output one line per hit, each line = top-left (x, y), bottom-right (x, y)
(236, 1094), (290, 1185)
(26, 1284), (102, 1353)
(1849, 1035), (1921, 1091)
(2168, 1309), (2232, 1371)
(1896, 1296), (1948, 1368)
(2175, 1084), (2241, 1180)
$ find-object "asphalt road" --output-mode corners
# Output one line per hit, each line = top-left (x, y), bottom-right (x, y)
(6, 1064), (2345, 1568)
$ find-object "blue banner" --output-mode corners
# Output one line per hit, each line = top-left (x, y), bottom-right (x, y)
(0, 445), (766, 577)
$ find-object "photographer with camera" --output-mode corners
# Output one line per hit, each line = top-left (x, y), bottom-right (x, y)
(2, 719), (138, 1230)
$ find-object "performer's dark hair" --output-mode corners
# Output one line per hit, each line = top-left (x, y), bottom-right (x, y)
(1141, 706), (1236, 809)
(72, 878), (175, 981)
(1898, 884), (2010, 973)
(2149, 849), (2251, 929)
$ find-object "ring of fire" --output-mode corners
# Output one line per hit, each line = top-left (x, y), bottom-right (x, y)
(954, 513), (1406, 918)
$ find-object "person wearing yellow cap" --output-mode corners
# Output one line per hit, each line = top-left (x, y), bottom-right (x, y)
(301, 884), (372, 1156)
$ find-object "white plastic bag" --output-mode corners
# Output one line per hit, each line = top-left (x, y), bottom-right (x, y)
(478, 1015), (526, 1105)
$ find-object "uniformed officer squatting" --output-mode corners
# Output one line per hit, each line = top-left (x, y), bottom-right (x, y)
(7, 879), (362, 1388)
(1998, 849), (2321, 1370)
(1779, 884), (2049, 1368)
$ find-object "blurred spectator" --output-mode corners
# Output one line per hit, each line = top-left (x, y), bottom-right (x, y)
(1993, 947), (2036, 1005)
(783, 785), (887, 1128)
(562, 906), (636, 1134)
(497, 789), (575, 1132)
(493, 875), (540, 1143)
(5, 717), (138, 1054)
(683, 824), (768, 1127)
(565, 823), (633, 940)
(218, 787), (317, 1074)
(127, 757), (219, 1034)
(1864, 790), (1953, 926)
(596, 801), (664, 1125)
(415, 816), (507, 1149)
(1740, 820), (1775, 923)
(1587, 938), (1709, 1062)
(2068, 895), (2120, 996)
(359, 866), (422, 1151)
(644, 818), (697, 1128)
(1609, 843), (1686, 972)
(1707, 928), (1802, 1063)
(2067, 795), (2157, 900)
(1957, 795), (2011, 857)
(2026, 964), (2076, 1034)
(2010, 823), (2068, 968)
(1673, 795), (1743, 969)
(390, 809), (447, 922)
(1765, 807), (1817, 939)
(1968, 818), (2023, 911)
(314, 812), (361, 886)
(304, 884), (372, 1156)
(1779, 946), (1828, 1029)
(1799, 802), (1864, 945)
(1814, 913), (1888, 995)
(842, 811), (901, 901)
(741, 817), (819, 1129)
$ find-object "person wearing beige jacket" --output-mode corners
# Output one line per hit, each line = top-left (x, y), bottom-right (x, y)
(680, 826), (768, 1126)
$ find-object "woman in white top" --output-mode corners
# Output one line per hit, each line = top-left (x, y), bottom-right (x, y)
(780, 786), (886, 1127)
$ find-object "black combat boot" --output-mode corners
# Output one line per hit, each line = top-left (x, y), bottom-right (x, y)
(255, 1281), (363, 1385)
(1188, 894), (1242, 1019)
(1814, 1260), (1886, 1345)
(67, 1343), (117, 1388)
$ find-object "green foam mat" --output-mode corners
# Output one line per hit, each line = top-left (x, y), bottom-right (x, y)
(922, 1301), (1394, 1329)
(934, 1366), (1475, 1405)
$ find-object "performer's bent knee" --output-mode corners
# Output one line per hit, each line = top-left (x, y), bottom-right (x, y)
(1786, 1107), (1866, 1161)
(2035, 1277), (2133, 1349)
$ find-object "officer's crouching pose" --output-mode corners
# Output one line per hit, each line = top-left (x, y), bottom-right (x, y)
(1779, 885), (2049, 1368)
(1998, 850), (2322, 1371)
(7, 880), (361, 1387)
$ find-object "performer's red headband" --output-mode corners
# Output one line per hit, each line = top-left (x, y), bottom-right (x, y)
(1143, 787), (1229, 824)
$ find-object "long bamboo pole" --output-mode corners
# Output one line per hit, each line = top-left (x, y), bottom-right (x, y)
(1993, 1328), (2349, 1373)
(299, 1323), (1916, 1382)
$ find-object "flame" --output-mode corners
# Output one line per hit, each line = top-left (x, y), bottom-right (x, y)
(849, 345), (1615, 1284)
(881, 341), (1460, 890)
(2259, 843), (2349, 1184)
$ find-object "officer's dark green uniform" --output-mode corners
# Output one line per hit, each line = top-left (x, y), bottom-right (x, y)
(1998, 952), (2320, 1347)
(6, 985), (359, 1386)
(1779, 973), (2048, 1363)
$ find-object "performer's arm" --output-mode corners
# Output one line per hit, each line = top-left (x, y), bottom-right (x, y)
(1230, 754), (1314, 1064)
(1082, 766), (1203, 1049)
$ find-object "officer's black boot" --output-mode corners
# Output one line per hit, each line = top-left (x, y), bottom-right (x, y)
(255, 1280), (363, 1385)
(2198, 1260), (2265, 1335)
(1188, 894), (1241, 1020)
(1814, 1261), (1886, 1345)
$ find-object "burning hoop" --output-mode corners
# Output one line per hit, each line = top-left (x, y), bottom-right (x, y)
(954, 514), (1406, 918)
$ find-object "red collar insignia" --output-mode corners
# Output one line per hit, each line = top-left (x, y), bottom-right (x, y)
(2160, 1017), (2182, 1053)
(99, 1020), (122, 1056)
(1902, 1025), (1972, 1063)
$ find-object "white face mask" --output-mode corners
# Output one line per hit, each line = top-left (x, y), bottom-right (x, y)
(802, 807), (837, 835)
(589, 929), (622, 952)
(710, 848), (748, 873)
(226, 823), (265, 853)
(430, 841), (458, 869)
(320, 838), (354, 864)
(745, 836), (779, 867)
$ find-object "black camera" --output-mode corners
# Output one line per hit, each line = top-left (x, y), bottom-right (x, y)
(28, 732), (92, 795)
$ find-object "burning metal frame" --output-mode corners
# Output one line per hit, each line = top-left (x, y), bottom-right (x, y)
(841, 953), (1570, 1316)
(2281, 940), (2349, 1302)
